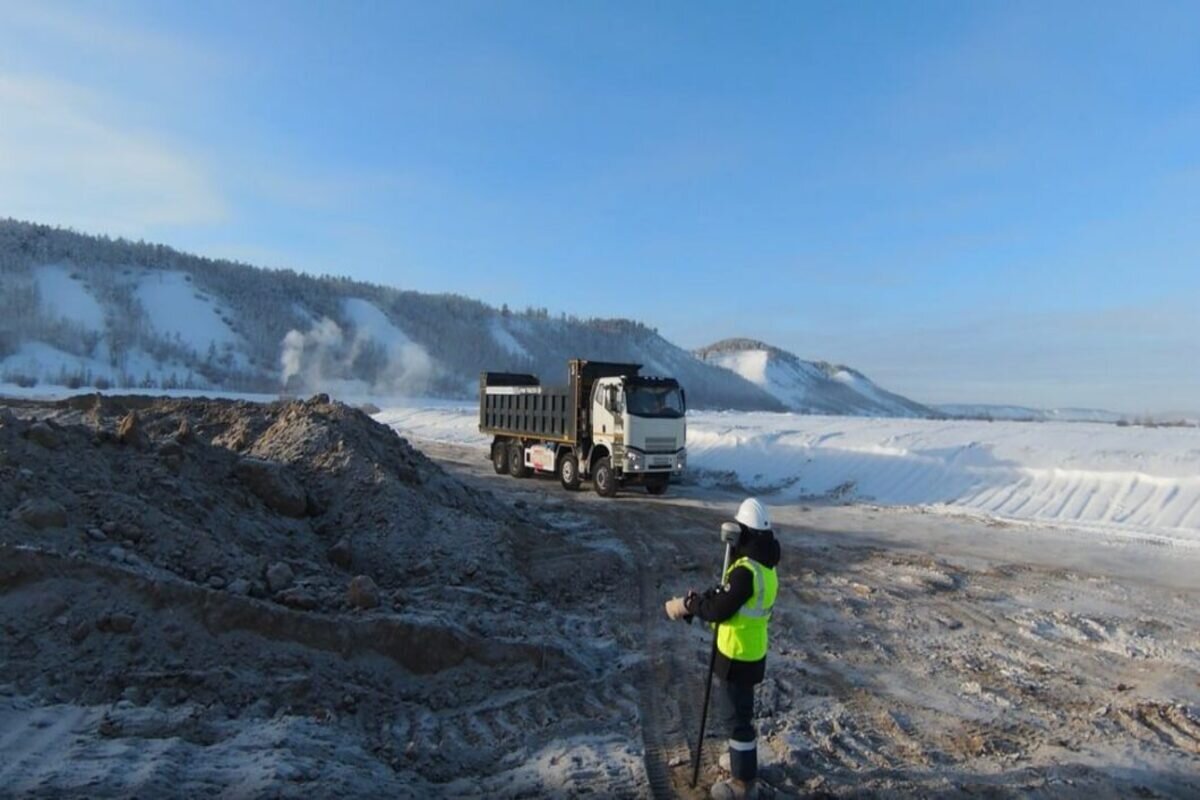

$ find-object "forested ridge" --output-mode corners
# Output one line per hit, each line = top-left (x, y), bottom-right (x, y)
(0, 219), (783, 409)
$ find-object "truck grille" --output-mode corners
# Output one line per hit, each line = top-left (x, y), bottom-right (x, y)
(645, 437), (677, 453)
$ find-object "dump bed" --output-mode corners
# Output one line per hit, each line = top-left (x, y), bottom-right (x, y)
(479, 372), (575, 442)
(479, 360), (642, 444)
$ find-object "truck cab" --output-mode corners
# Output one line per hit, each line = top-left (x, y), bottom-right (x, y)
(589, 375), (687, 495)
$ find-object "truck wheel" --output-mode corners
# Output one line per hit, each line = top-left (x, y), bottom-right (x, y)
(558, 453), (580, 491)
(646, 478), (669, 496)
(491, 441), (509, 474)
(592, 457), (617, 498)
(508, 442), (529, 478)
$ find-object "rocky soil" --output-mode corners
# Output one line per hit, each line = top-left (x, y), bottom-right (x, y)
(0, 395), (643, 798)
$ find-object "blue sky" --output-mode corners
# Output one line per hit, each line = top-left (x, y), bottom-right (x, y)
(1, 1), (1197, 412)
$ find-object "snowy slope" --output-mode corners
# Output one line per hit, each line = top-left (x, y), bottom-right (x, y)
(35, 265), (105, 330)
(136, 271), (240, 351)
(696, 338), (933, 418)
(375, 403), (1200, 547)
(343, 297), (411, 347)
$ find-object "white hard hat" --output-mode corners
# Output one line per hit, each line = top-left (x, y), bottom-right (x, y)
(735, 497), (771, 531)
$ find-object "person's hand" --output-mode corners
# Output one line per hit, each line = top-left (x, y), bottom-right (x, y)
(684, 590), (700, 614)
(664, 596), (689, 620)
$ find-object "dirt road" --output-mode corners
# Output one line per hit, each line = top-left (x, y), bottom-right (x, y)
(421, 439), (1200, 799)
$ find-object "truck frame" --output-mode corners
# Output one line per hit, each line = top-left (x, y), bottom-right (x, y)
(479, 359), (687, 497)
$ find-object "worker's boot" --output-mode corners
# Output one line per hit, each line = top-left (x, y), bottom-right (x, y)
(710, 778), (757, 800)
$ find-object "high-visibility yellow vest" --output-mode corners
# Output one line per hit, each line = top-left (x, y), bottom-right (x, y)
(716, 556), (778, 662)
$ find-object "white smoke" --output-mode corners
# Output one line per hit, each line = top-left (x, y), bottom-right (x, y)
(279, 316), (434, 396)
(376, 339), (434, 394)
(280, 317), (343, 386)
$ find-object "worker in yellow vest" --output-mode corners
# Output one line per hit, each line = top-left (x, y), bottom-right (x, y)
(665, 498), (780, 800)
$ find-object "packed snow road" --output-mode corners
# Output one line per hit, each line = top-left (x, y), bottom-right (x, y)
(416, 436), (1200, 798)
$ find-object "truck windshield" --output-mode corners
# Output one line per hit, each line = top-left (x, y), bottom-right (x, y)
(626, 385), (685, 418)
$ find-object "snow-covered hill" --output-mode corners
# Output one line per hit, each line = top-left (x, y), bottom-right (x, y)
(0, 219), (783, 410)
(695, 338), (934, 418)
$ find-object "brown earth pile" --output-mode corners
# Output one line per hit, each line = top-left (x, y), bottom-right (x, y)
(0, 394), (635, 798)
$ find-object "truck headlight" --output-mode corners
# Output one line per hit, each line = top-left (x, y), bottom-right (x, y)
(625, 451), (641, 470)
(674, 451), (687, 470)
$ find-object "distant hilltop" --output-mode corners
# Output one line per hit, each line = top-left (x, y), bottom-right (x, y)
(695, 338), (934, 418)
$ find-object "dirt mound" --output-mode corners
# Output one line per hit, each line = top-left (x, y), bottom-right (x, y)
(0, 394), (633, 797)
(1, 393), (510, 611)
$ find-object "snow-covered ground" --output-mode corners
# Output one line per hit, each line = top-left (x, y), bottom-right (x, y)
(376, 403), (1200, 548)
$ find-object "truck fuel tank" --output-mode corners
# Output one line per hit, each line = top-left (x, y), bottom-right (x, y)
(527, 443), (557, 473)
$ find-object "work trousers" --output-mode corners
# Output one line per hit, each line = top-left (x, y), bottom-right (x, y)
(720, 677), (757, 781)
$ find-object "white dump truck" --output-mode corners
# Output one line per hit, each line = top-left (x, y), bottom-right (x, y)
(479, 359), (687, 497)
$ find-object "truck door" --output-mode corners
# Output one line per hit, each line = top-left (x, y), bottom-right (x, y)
(591, 380), (619, 437)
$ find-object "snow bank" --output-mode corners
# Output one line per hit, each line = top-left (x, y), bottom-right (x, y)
(376, 403), (1200, 546)
(690, 413), (1200, 545)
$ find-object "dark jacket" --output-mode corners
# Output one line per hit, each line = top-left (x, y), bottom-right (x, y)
(685, 528), (781, 684)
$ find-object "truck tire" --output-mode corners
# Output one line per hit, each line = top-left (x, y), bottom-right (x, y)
(592, 457), (617, 498)
(558, 453), (580, 491)
(491, 441), (509, 474)
(646, 478), (669, 496)
(508, 442), (529, 478)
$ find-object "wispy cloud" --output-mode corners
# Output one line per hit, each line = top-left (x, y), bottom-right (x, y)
(1, 2), (226, 73)
(0, 73), (226, 236)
